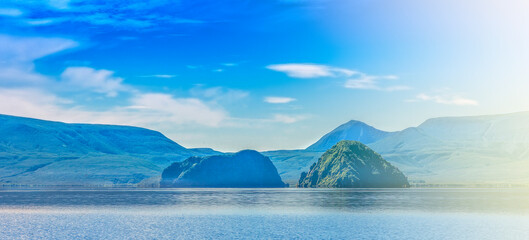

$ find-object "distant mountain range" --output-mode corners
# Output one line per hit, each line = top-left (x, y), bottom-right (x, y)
(0, 114), (215, 186)
(2, 112), (529, 186)
(266, 111), (529, 185)
(369, 112), (529, 184)
(262, 121), (394, 184)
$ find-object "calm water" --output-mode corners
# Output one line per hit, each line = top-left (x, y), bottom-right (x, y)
(1, 188), (529, 239)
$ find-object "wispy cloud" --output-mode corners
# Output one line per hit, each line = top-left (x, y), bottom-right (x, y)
(73, 13), (154, 28)
(25, 19), (55, 25)
(0, 35), (78, 86)
(0, 35), (77, 65)
(408, 93), (478, 106)
(0, 8), (23, 17)
(3, 1), (205, 30)
(264, 96), (296, 104)
(267, 63), (409, 91)
(128, 93), (227, 127)
(267, 63), (355, 78)
(47, 0), (71, 9)
(0, 34), (236, 128)
(272, 114), (307, 124)
(0, 88), (228, 128)
(0, 88), (72, 118)
(140, 74), (177, 79)
(190, 86), (249, 103)
(61, 67), (130, 97)
(344, 74), (409, 91)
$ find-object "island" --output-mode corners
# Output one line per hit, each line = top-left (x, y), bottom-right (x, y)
(160, 150), (286, 188)
(298, 140), (409, 188)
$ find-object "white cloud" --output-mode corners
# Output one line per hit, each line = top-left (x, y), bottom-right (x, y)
(0, 35), (77, 86)
(47, 0), (71, 9)
(385, 85), (411, 91)
(152, 74), (176, 78)
(411, 93), (478, 106)
(0, 88), (71, 119)
(26, 19), (55, 25)
(267, 63), (408, 91)
(190, 86), (249, 102)
(344, 76), (378, 90)
(0, 35), (77, 64)
(272, 114), (307, 124)
(140, 74), (177, 79)
(0, 88), (227, 128)
(267, 63), (355, 78)
(0, 8), (23, 17)
(61, 67), (129, 97)
(264, 96), (296, 104)
(2, 1), (207, 30)
(344, 74), (409, 91)
(0, 67), (51, 86)
(0, 35), (230, 132)
(128, 93), (227, 127)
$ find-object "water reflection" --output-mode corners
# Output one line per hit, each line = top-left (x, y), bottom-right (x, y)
(1, 188), (529, 214)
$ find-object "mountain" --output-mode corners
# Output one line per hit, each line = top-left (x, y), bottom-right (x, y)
(160, 150), (285, 188)
(369, 111), (529, 184)
(5, 111), (529, 187)
(284, 111), (529, 185)
(306, 120), (393, 151)
(266, 120), (393, 184)
(298, 140), (409, 188)
(0, 114), (201, 186)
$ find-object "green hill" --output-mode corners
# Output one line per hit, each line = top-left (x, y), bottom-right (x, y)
(298, 140), (409, 188)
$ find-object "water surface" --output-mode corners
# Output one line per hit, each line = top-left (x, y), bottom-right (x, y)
(1, 188), (528, 239)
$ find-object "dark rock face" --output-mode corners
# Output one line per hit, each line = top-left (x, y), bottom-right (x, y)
(160, 150), (286, 188)
(298, 140), (409, 188)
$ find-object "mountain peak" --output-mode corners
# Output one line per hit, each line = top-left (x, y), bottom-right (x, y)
(344, 120), (368, 125)
(306, 120), (392, 151)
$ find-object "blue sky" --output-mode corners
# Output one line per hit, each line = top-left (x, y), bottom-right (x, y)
(1, 0), (528, 151)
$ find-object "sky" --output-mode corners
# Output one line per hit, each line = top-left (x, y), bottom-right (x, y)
(0, 0), (528, 151)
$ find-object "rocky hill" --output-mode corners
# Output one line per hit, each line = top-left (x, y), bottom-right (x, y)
(160, 150), (285, 188)
(298, 140), (409, 188)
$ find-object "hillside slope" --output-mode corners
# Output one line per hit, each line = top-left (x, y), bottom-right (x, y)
(369, 112), (529, 184)
(0, 114), (197, 186)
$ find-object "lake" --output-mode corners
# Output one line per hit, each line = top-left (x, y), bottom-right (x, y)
(1, 188), (528, 239)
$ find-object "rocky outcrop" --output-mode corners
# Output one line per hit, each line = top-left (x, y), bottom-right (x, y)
(160, 150), (286, 188)
(298, 140), (409, 188)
